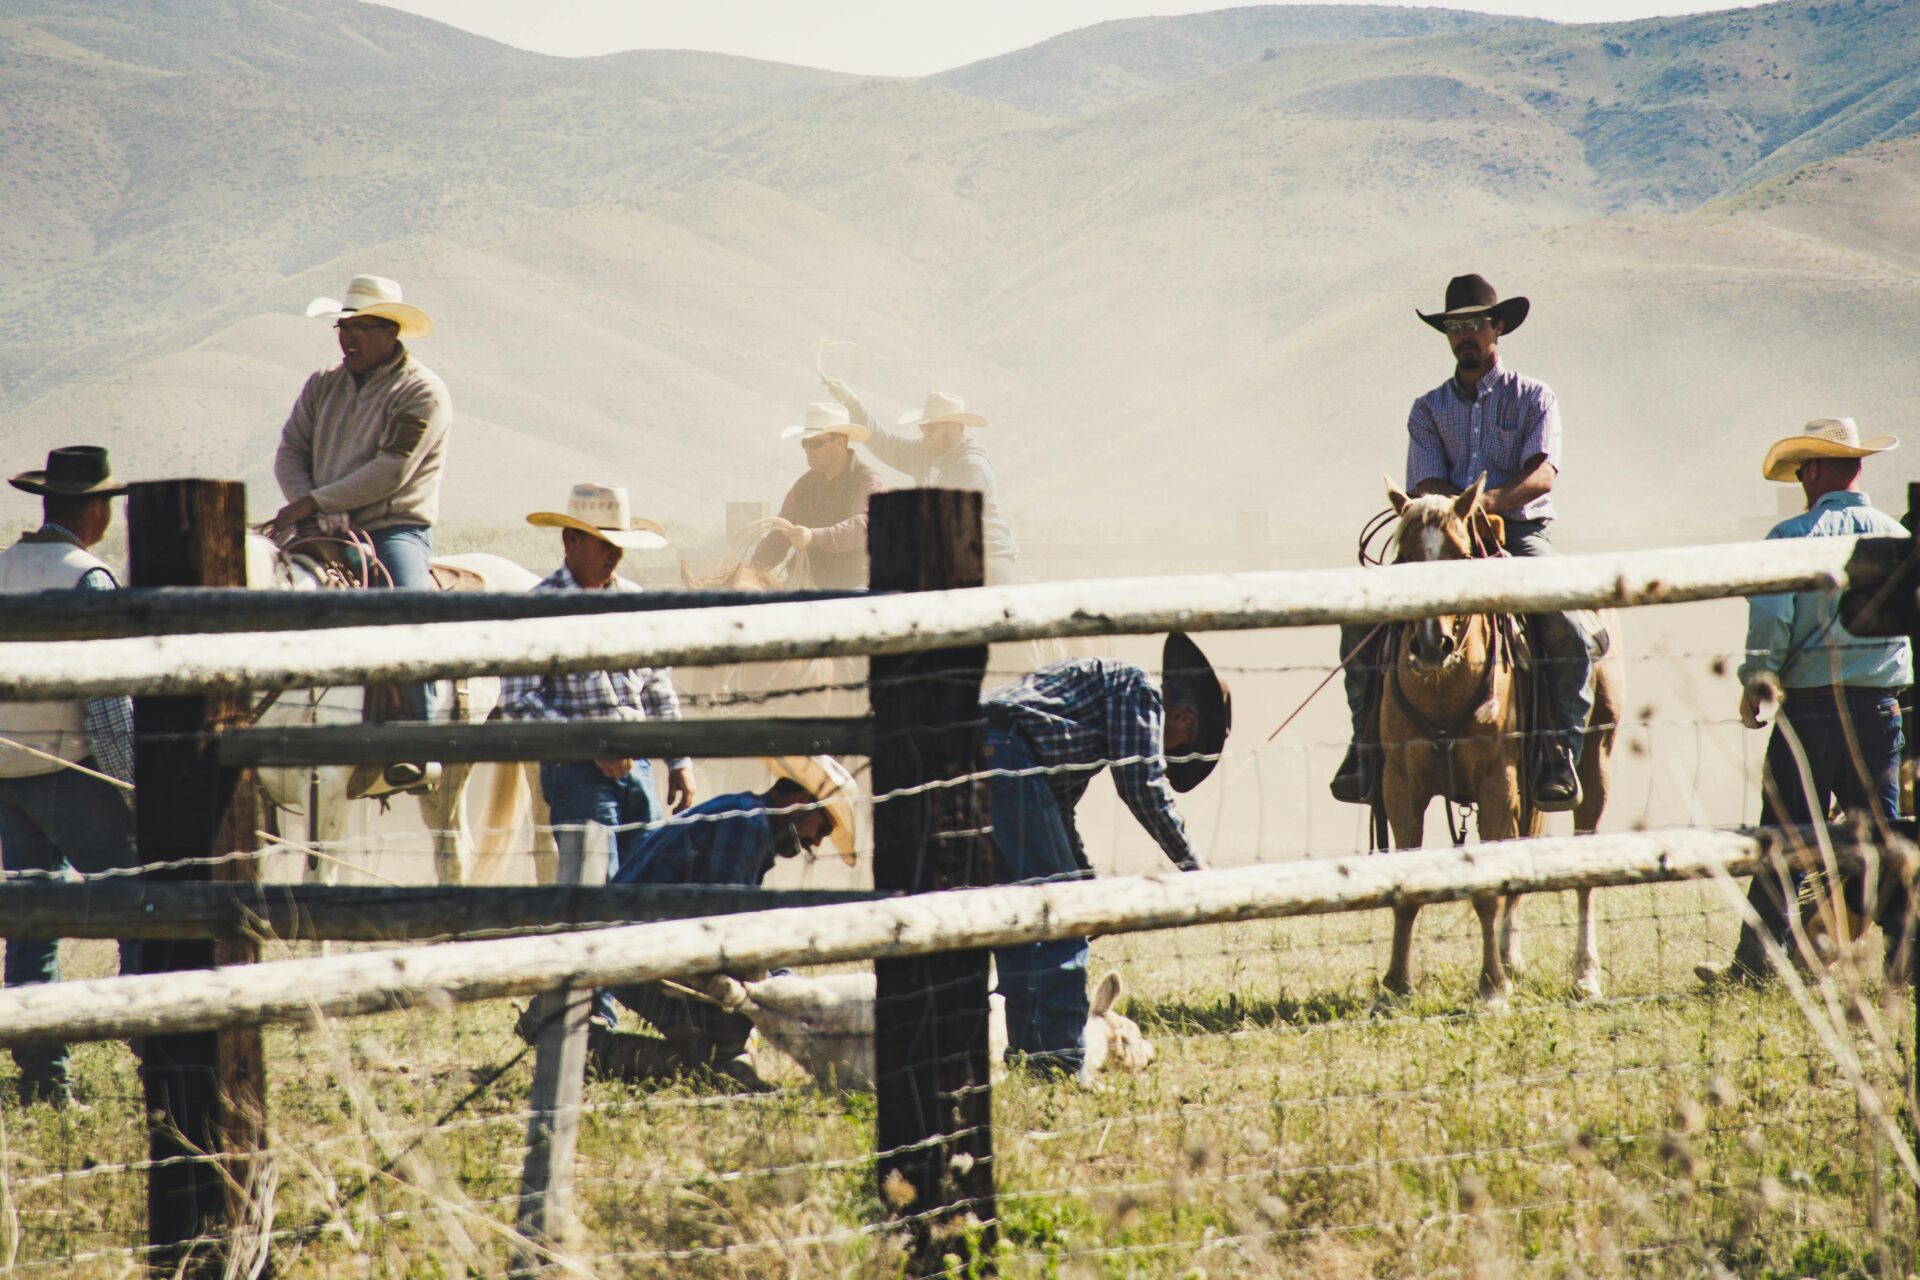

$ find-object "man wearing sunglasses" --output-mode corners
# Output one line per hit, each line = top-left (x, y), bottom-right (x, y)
(271, 276), (452, 787)
(751, 403), (888, 589)
(1331, 273), (1593, 813)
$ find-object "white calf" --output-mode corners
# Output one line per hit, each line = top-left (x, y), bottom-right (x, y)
(694, 968), (1153, 1091)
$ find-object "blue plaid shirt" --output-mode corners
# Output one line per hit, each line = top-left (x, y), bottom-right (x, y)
(983, 659), (1193, 867)
(500, 566), (690, 771)
(1406, 361), (1562, 521)
(612, 791), (776, 887)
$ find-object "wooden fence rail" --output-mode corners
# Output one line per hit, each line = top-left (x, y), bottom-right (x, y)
(213, 716), (872, 766)
(0, 882), (893, 941)
(0, 585), (870, 641)
(0, 535), (1899, 701)
(1, 826), (1905, 1050)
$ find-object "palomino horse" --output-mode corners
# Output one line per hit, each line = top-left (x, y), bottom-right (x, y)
(245, 534), (539, 885)
(1377, 478), (1620, 1005)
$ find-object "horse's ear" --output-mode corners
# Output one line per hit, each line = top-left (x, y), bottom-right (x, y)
(1453, 473), (1487, 518)
(1384, 476), (1410, 514)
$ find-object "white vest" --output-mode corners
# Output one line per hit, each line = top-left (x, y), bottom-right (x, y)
(0, 536), (112, 778)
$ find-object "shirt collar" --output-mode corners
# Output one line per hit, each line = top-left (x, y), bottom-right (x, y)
(1448, 358), (1510, 404)
(1811, 489), (1870, 512)
(37, 522), (87, 547)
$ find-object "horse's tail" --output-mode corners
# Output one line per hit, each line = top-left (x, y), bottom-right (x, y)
(467, 761), (530, 885)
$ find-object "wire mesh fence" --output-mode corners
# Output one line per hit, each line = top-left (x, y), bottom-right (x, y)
(2, 610), (1916, 1277)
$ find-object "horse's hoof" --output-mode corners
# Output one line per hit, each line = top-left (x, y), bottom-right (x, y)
(1479, 982), (1513, 1011)
(1572, 971), (1604, 1001)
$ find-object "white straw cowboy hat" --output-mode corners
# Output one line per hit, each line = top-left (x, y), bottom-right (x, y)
(781, 402), (872, 444)
(305, 275), (432, 339)
(763, 755), (862, 865)
(526, 484), (669, 550)
(897, 391), (986, 429)
(1761, 417), (1899, 482)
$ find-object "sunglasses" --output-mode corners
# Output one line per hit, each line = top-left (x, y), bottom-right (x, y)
(800, 436), (843, 451)
(1439, 316), (1494, 334)
(334, 319), (395, 335)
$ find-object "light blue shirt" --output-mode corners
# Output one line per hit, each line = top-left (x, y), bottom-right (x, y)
(1739, 490), (1913, 691)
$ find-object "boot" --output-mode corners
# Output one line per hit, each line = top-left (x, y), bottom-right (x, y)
(1330, 744), (1376, 805)
(1531, 744), (1581, 812)
(1694, 927), (1772, 989)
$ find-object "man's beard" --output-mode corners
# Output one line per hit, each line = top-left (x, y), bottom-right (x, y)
(1454, 346), (1486, 373)
(773, 823), (806, 860)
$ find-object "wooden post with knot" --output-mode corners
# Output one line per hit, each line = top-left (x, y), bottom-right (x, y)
(127, 479), (267, 1278)
(866, 488), (998, 1267)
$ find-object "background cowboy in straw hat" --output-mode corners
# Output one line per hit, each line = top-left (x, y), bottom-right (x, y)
(0, 446), (142, 1108)
(524, 755), (855, 1089)
(750, 403), (889, 589)
(822, 380), (1021, 584)
(1696, 418), (1912, 988)
(1332, 272), (1593, 813)
(982, 636), (1229, 1080)
(271, 275), (453, 759)
(502, 484), (698, 897)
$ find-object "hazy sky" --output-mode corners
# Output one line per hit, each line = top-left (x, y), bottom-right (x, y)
(373, 1), (1750, 75)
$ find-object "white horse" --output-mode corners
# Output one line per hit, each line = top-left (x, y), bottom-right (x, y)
(244, 535), (540, 886)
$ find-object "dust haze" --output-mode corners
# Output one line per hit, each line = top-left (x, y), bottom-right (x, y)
(4, 0), (1915, 874)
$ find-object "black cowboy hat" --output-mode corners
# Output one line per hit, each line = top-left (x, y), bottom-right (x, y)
(8, 446), (126, 498)
(1162, 632), (1232, 793)
(1416, 273), (1529, 336)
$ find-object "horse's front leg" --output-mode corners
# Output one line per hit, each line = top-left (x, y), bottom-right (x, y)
(1571, 886), (1603, 1000)
(421, 761), (476, 886)
(1474, 759), (1521, 1005)
(1381, 752), (1427, 998)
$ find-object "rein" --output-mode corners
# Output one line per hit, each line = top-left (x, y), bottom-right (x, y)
(1387, 612), (1502, 846)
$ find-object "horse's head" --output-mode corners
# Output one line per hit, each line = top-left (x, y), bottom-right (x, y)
(1385, 475), (1485, 671)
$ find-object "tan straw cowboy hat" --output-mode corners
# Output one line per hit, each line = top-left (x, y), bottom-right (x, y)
(9, 446), (127, 498)
(897, 391), (986, 429)
(764, 755), (862, 865)
(527, 484), (669, 549)
(781, 402), (872, 444)
(305, 274), (432, 339)
(1761, 417), (1899, 482)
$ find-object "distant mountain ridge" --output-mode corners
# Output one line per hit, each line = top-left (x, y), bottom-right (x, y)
(930, 4), (1548, 117)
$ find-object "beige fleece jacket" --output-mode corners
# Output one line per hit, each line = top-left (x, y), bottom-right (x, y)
(274, 346), (452, 530)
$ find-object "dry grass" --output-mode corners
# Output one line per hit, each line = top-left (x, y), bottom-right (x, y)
(1, 880), (1913, 1278)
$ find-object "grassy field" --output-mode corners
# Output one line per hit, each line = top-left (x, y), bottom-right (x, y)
(2, 880), (1913, 1278)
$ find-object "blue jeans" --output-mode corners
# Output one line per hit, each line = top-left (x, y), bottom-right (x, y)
(541, 759), (660, 1027)
(1341, 516), (1595, 759)
(0, 766), (141, 1084)
(985, 726), (1091, 1072)
(1737, 688), (1909, 966)
(369, 525), (444, 723)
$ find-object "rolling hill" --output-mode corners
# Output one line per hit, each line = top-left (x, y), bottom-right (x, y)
(1, 0), (1916, 550)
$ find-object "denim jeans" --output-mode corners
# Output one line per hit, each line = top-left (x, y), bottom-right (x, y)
(984, 726), (1091, 1072)
(369, 525), (444, 723)
(540, 759), (661, 1027)
(0, 765), (141, 1085)
(1737, 688), (1909, 965)
(1341, 516), (1594, 759)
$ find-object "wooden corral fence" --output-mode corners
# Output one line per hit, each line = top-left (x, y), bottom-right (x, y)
(2, 479), (1919, 1274)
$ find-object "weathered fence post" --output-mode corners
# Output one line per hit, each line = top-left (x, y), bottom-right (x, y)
(867, 489), (996, 1266)
(1906, 482), (1920, 1221)
(513, 821), (609, 1271)
(126, 479), (265, 1276)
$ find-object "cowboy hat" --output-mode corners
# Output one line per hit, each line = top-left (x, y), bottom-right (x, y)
(1162, 632), (1232, 793)
(1417, 273), (1529, 336)
(781, 402), (872, 444)
(9, 446), (127, 498)
(305, 274), (432, 339)
(1761, 417), (1899, 482)
(764, 754), (862, 865)
(897, 391), (986, 430)
(527, 484), (669, 549)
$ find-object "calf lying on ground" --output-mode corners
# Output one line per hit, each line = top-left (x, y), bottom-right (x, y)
(690, 968), (1154, 1091)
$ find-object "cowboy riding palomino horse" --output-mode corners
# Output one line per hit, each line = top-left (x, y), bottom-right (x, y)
(1376, 477), (1620, 1005)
